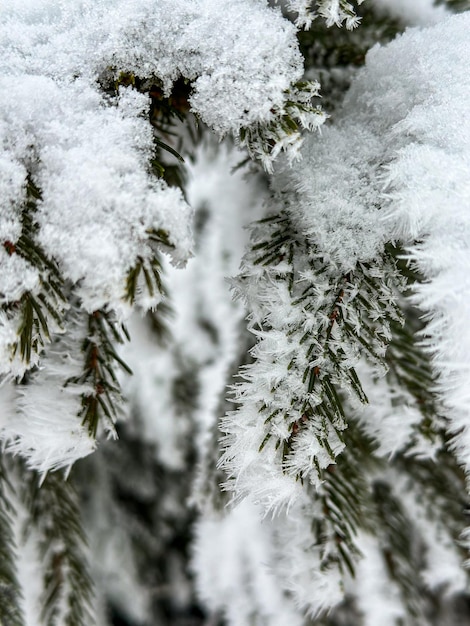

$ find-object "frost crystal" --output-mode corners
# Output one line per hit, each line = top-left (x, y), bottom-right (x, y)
(275, 0), (364, 29)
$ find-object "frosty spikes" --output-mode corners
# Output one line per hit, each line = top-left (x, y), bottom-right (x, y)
(221, 210), (404, 508)
(238, 81), (326, 174)
(275, 0), (364, 29)
(316, 0), (364, 28)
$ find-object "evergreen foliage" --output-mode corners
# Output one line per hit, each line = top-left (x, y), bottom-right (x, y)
(21, 470), (94, 626)
(222, 209), (404, 493)
(0, 458), (24, 626)
(65, 310), (131, 440)
(3, 176), (66, 374)
(0, 459), (94, 626)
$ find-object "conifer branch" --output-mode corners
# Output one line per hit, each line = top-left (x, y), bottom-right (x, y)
(65, 310), (131, 439)
(384, 245), (446, 436)
(384, 255), (469, 545)
(372, 481), (427, 622)
(239, 82), (325, 172)
(22, 470), (94, 626)
(125, 255), (164, 306)
(3, 177), (66, 369)
(0, 456), (25, 626)
(396, 452), (470, 558)
(311, 422), (378, 578)
(226, 210), (404, 491)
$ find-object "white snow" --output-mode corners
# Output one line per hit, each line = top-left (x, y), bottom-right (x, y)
(288, 12), (470, 470)
(371, 0), (448, 26)
(1, 3), (470, 622)
(354, 532), (407, 626)
(0, 314), (96, 473)
(220, 12), (470, 616)
(0, 0), (313, 469)
(192, 500), (305, 626)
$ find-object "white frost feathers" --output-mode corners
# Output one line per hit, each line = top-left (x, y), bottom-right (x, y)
(219, 12), (470, 617)
(225, 12), (470, 507)
(290, 13), (470, 468)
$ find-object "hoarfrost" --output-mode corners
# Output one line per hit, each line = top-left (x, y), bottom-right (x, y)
(288, 13), (470, 470)
(220, 13), (470, 616)
(0, 0), (313, 468)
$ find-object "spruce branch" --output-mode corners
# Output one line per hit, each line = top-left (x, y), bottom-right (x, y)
(306, 417), (469, 594)
(221, 204), (465, 610)
(22, 469), (94, 626)
(311, 421), (378, 579)
(222, 168), (470, 620)
(105, 72), (190, 189)
(383, 252), (470, 543)
(372, 481), (427, 623)
(385, 316), (447, 450)
(225, 209), (404, 492)
(125, 254), (164, 306)
(382, 245), (456, 453)
(396, 452), (470, 560)
(125, 240), (175, 313)
(239, 82), (326, 173)
(0, 455), (25, 626)
(3, 176), (66, 369)
(65, 310), (131, 439)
